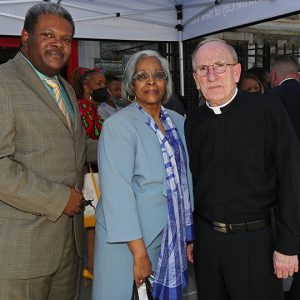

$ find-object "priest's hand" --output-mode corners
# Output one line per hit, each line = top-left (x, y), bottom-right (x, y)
(273, 250), (298, 279)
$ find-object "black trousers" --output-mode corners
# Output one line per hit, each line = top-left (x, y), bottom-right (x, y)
(193, 217), (283, 300)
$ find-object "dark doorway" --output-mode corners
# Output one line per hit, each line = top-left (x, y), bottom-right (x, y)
(0, 47), (19, 64)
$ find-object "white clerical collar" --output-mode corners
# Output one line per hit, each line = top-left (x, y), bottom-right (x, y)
(206, 88), (238, 115)
(279, 78), (294, 85)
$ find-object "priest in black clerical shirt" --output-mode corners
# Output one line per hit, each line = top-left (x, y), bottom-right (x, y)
(185, 38), (300, 300)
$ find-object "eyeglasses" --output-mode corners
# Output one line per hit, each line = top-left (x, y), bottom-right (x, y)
(133, 71), (167, 82)
(195, 61), (237, 77)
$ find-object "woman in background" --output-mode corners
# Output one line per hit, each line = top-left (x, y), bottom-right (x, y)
(72, 67), (106, 282)
(239, 72), (265, 93)
(247, 67), (270, 91)
(72, 67), (106, 141)
(92, 50), (194, 300)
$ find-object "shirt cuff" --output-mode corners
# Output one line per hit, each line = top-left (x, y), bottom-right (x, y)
(276, 235), (300, 255)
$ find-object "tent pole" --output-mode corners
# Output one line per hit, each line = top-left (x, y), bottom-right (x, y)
(178, 30), (184, 97)
(175, 5), (184, 97)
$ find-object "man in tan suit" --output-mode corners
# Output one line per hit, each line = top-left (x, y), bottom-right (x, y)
(0, 3), (86, 299)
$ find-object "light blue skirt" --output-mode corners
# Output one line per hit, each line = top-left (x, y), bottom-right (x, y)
(92, 222), (163, 300)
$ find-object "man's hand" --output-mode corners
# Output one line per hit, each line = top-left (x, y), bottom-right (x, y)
(187, 243), (194, 263)
(63, 188), (83, 216)
(273, 250), (298, 279)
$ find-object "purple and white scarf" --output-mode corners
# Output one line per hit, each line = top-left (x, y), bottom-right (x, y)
(136, 103), (194, 300)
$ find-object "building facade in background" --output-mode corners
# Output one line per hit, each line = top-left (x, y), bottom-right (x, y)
(1, 13), (299, 113)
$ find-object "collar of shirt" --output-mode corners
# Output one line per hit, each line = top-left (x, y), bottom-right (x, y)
(206, 88), (238, 115)
(20, 52), (75, 122)
(279, 78), (295, 86)
(20, 52), (59, 82)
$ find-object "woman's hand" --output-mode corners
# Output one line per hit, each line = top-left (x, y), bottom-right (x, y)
(187, 243), (194, 263)
(133, 252), (152, 287)
(128, 239), (152, 287)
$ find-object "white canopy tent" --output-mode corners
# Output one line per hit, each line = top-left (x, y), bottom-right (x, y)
(0, 0), (299, 94)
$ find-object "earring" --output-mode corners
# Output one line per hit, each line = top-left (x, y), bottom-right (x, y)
(127, 95), (135, 103)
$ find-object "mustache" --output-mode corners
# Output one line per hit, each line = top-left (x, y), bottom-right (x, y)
(45, 50), (64, 57)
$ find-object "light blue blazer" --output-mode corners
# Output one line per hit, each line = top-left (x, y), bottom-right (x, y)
(96, 103), (193, 246)
(92, 103), (193, 300)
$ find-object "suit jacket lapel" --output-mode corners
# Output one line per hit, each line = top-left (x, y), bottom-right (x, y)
(12, 53), (73, 133)
(58, 75), (77, 136)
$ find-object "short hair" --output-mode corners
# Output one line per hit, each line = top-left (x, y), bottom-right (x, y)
(105, 75), (121, 85)
(192, 38), (238, 71)
(272, 55), (299, 76)
(23, 2), (75, 36)
(121, 50), (173, 104)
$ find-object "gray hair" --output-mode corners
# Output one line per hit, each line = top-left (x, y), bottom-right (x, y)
(23, 2), (75, 36)
(122, 50), (173, 104)
(271, 55), (299, 76)
(192, 38), (238, 71)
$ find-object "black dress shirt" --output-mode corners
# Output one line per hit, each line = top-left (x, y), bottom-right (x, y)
(185, 90), (300, 255)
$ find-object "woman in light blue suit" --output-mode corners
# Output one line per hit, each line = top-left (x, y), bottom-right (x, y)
(92, 50), (194, 300)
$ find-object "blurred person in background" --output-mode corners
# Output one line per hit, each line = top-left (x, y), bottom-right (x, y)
(268, 55), (300, 141)
(238, 72), (264, 93)
(247, 66), (271, 91)
(72, 67), (105, 145)
(267, 55), (300, 300)
(72, 67), (105, 283)
(105, 74), (130, 108)
(97, 75), (123, 119)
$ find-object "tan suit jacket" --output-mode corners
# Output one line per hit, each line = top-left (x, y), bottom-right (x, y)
(0, 53), (86, 279)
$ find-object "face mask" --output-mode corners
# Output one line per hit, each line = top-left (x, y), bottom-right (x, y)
(92, 87), (108, 103)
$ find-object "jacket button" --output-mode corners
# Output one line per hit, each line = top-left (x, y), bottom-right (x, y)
(32, 212), (41, 216)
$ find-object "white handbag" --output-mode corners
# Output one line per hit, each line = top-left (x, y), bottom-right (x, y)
(82, 163), (100, 228)
(131, 278), (153, 300)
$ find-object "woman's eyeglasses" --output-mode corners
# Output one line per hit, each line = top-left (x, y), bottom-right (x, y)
(133, 71), (167, 82)
(195, 61), (237, 77)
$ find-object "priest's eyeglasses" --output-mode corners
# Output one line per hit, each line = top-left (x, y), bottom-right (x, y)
(133, 71), (167, 82)
(195, 61), (237, 77)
